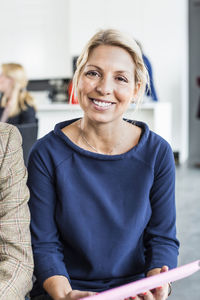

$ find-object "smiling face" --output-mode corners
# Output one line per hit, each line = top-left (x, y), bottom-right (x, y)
(77, 45), (140, 124)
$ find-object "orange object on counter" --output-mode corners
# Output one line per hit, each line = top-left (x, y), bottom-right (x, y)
(68, 80), (79, 104)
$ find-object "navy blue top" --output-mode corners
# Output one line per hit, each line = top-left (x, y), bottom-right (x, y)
(27, 119), (179, 297)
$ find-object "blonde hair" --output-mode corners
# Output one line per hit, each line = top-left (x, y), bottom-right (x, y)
(1, 63), (36, 117)
(72, 29), (149, 104)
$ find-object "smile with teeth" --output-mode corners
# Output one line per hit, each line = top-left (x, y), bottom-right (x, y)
(91, 98), (113, 107)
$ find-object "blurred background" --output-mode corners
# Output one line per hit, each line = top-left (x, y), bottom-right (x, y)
(0, 0), (200, 298)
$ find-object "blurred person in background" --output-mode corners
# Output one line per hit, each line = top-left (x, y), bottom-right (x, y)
(0, 122), (34, 299)
(0, 63), (37, 124)
(28, 29), (178, 300)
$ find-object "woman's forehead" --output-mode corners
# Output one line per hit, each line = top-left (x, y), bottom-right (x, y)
(86, 45), (135, 73)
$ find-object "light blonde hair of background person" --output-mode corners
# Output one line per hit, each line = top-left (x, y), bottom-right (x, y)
(0, 63), (36, 117)
(71, 29), (149, 106)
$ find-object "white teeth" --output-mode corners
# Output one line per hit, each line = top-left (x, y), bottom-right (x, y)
(93, 100), (112, 107)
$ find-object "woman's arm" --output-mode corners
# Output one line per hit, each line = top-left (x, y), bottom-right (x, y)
(28, 143), (97, 299)
(144, 143), (179, 272)
(43, 275), (72, 300)
(0, 124), (33, 299)
(27, 143), (70, 286)
(132, 143), (179, 300)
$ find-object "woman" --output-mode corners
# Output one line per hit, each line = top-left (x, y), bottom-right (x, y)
(0, 63), (37, 124)
(28, 29), (179, 300)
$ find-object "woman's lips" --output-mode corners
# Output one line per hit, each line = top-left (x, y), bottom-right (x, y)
(89, 97), (115, 110)
(90, 98), (114, 111)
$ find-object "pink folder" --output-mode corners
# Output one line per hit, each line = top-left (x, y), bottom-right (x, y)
(81, 260), (200, 300)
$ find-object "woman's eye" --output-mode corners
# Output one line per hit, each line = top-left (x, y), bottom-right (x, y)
(85, 71), (100, 77)
(116, 76), (128, 83)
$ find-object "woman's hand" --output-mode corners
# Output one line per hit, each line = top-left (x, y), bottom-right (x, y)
(124, 266), (170, 300)
(43, 275), (96, 300)
(60, 290), (97, 300)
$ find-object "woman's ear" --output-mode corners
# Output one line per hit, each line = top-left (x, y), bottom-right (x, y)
(133, 81), (141, 98)
(131, 82), (141, 104)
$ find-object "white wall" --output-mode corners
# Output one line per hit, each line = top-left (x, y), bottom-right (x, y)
(69, 0), (189, 161)
(0, 0), (71, 79)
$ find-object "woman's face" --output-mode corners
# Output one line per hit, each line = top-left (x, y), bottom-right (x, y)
(77, 45), (140, 124)
(0, 73), (13, 94)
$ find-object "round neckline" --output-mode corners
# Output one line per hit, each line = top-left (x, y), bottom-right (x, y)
(54, 118), (149, 161)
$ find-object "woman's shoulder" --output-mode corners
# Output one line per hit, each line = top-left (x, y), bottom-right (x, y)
(0, 123), (22, 158)
(132, 121), (174, 168)
(22, 102), (36, 113)
(133, 120), (170, 150)
(147, 130), (175, 170)
(29, 122), (75, 168)
(20, 102), (37, 123)
(0, 122), (21, 138)
(30, 130), (56, 153)
(148, 129), (173, 157)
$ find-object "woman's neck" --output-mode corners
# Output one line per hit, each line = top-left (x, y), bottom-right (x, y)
(78, 117), (138, 155)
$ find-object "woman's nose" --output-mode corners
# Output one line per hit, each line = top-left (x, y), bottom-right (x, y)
(96, 77), (113, 95)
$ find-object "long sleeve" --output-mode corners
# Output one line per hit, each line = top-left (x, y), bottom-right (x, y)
(27, 143), (70, 287)
(0, 123), (34, 300)
(144, 143), (179, 272)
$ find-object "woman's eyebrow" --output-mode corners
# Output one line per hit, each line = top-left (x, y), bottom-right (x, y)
(86, 65), (131, 75)
(85, 64), (102, 70)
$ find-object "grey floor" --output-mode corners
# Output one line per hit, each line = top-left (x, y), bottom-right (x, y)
(169, 164), (200, 299)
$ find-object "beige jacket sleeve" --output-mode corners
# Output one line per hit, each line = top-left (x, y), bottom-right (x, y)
(0, 123), (34, 300)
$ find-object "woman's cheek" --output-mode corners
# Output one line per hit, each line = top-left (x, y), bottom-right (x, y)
(78, 78), (95, 94)
(115, 87), (132, 102)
